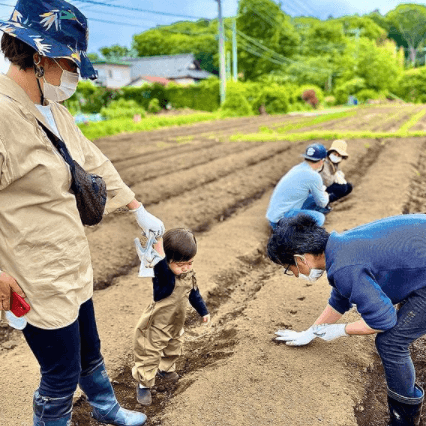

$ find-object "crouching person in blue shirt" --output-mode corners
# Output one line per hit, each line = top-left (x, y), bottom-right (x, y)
(267, 213), (426, 425)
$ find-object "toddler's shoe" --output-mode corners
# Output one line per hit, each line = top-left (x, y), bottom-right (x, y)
(136, 384), (152, 406)
(157, 370), (179, 381)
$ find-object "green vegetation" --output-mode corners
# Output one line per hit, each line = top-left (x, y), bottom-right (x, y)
(273, 109), (358, 133)
(78, 112), (219, 140)
(230, 106), (426, 142)
(100, 98), (146, 120)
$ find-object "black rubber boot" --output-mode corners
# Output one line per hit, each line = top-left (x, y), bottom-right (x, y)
(388, 385), (424, 426)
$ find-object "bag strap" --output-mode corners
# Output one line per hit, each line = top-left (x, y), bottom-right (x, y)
(36, 118), (80, 192)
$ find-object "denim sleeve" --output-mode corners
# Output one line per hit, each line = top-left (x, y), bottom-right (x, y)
(328, 287), (353, 315)
(310, 173), (329, 207)
(332, 266), (397, 331)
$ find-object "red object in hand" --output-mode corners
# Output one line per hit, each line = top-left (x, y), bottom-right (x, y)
(10, 292), (30, 317)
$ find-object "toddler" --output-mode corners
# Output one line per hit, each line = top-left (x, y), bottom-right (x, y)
(132, 228), (210, 406)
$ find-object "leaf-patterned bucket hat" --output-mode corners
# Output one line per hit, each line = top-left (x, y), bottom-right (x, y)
(0, 0), (97, 80)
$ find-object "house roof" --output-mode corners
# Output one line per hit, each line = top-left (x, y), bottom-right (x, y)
(125, 53), (212, 80)
(127, 75), (171, 86)
(92, 60), (131, 67)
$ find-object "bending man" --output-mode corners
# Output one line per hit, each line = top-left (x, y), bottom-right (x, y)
(267, 213), (426, 425)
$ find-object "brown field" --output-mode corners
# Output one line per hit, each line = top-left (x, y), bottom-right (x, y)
(1, 105), (426, 426)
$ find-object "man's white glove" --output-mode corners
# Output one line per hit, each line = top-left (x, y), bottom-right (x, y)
(312, 324), (348, 341)
(334, 170), (347, 185)
(130, 204), (165, 238)
(275, 326), (316, 346)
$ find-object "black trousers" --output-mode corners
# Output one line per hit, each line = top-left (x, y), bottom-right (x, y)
(327, 182), (353, 203)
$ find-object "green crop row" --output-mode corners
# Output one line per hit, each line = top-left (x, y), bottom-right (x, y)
(79, 112), (220, 140)
(230, 129), (426, 143)
(397, 109), (426, 133)
(271, 109), (359, 134)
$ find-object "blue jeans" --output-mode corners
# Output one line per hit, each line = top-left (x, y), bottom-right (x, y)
(375, 286), (426, 398)
(269, 208), (325, 230)
(23, 298), (103, 398)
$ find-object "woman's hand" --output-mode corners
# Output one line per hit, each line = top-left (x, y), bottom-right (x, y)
(0, 271), (25, 311)
(202, 314), (211, 325)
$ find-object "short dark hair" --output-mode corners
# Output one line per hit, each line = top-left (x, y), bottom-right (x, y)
(267, 214), (330, 266)
(163, 228), (197, 263)
(1, 33), (36, 70)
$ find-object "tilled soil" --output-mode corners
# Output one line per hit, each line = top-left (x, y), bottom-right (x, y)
(1, 105), (426, 426)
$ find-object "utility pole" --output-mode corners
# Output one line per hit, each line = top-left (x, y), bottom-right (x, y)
(217, 0), (226, 104)
(232, 18), (238, 81)
(227, 50), (232, 80)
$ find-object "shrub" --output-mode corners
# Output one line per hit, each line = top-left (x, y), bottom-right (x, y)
(148, 98), (162, 114)
(393, 67), (426, 103)
(100, 98), (146, 120)
(355, 89), (383, 103)
(333, 78), (366, 105)
(252, 85), (290, 115)
(302, 90), (319, 109)
(219, 90), (253, 117)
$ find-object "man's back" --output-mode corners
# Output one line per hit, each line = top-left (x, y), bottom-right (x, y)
(266, 161), (325, 223)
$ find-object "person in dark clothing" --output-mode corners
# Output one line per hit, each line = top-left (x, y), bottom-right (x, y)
(132, 228), (210, 406)
(267, 213), (426, 425)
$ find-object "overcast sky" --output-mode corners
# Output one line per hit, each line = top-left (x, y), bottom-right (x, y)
(0, 0), (425, 71)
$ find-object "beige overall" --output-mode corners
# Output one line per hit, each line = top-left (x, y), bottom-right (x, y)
(132, 271), (196, 387)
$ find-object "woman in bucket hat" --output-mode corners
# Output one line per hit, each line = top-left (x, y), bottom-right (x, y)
(320, 139), (353, 204)
(0, 1), (163, 425)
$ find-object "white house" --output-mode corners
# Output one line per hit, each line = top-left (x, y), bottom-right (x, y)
(93, 54), (213, 89)
(93, 61), (132, 88)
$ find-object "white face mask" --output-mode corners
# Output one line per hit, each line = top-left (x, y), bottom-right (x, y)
(43, 59), (79, 102)
(295, 255), (325, 283)
(329, 153), (342, 164)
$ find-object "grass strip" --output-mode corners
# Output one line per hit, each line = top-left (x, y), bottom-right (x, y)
(230, 130), (426, 142)
(78, 112), (219, 140)
(271, 109), (360, 134)
(398, 109), (426, 133)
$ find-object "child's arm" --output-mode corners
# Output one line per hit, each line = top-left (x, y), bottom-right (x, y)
(153, 237), (164, 258)
(188, 277), (209, 320)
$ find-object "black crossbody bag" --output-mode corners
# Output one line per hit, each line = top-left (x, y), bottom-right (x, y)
(37, 119), (107, 226)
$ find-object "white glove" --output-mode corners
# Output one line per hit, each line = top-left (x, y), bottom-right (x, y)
(334, 171), (347, 185)
(275, 326), (316, 346)
(130, 204), (165, 238)
(134, 233), (164, 278)
(313, 324), (348, 341)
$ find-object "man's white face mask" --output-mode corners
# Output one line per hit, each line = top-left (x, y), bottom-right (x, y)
(43, 59), (79, 102)
(294, 254), (324, 283)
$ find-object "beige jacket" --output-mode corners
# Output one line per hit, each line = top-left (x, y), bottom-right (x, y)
(320, 158), (342, 187)
(0, 74), (135, 329)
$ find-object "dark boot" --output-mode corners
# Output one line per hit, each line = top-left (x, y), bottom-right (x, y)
(33, 390), (73, 426)
(388, 385), (424, 426)
(79, 362), (147, 426)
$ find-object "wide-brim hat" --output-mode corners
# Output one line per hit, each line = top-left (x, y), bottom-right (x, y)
(328, 139), (348, 157)
(0, 0), (97, 80)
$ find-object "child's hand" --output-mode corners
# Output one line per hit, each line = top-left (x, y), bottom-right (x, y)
(202, 314), (211, 325)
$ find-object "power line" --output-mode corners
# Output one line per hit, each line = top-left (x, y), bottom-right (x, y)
(72, 0), (207, 20)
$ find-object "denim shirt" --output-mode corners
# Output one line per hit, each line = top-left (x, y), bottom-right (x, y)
(266, 161), (328, 223)
(325, 214), (426, 330)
